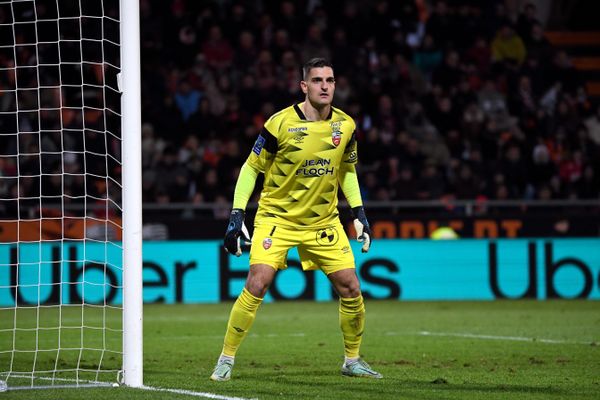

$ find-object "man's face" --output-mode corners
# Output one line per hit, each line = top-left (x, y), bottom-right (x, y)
(301, 66), (335, 108)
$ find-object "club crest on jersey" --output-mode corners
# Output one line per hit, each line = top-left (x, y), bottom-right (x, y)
(332, 131), (341, 147)
(262, 238), (272, 250)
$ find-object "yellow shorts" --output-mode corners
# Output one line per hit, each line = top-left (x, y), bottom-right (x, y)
(249, 221), (355, 275)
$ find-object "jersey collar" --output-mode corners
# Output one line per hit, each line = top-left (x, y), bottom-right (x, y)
(294, 103), (333, 121)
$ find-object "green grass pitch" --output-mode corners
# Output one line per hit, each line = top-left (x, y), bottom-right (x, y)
(2, 300), (599, 399)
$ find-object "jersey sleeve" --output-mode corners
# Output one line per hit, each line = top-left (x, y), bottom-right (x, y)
(342, 121), (358, 165)
(342, 131), (358, 165)
(339, 161), (363, 208)
(232, 162), (260, 210)
(340, 119), (362, 207)
(245, 117), (280, 173)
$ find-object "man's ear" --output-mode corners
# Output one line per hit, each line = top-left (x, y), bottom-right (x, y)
(300, 80), (308, 94)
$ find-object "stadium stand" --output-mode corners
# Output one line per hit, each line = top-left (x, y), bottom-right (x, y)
(1, 0), (599, 219)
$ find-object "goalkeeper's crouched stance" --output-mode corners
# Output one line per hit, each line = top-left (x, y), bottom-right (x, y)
(210, 58), (382, 381)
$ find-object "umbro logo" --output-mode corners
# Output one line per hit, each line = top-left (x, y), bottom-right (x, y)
(293, 133), (305, 144)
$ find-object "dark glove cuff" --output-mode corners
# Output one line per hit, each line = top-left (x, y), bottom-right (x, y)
(351, 206), (367, 222)
(227, 209), (245, 232)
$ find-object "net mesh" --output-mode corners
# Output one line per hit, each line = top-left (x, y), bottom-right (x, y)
(0, 0), (123, 388)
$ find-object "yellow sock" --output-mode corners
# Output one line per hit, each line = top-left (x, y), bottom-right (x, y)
(339, 295), (365, 358)
(222, 288), (263, 357)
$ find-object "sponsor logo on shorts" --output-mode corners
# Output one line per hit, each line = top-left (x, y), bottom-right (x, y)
(342, 245), (350, 254)
(262, 237), (272, 250)
(316, 227), (339, 246)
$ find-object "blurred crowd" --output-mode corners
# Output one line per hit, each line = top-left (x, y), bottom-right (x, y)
(138, 0), (600, 205)
(1, 0), (599, 218)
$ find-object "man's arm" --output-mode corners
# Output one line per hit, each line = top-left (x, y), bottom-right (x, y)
(224, 162), (260, 256)
(232, 162), (260, 210)
(338, 162), (362, 209)
(225, 121), (278, 255)
(339, 162), (372, 253)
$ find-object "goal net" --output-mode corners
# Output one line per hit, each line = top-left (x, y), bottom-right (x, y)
(0, 0), (142, 390)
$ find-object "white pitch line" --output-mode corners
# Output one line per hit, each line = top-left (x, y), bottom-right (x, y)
(3, 374), (114, 390)
(173, 330), (593, 346)
(5, 375), (257, 400)
(417, 331), (594, 345)
(140, 385), (257, 400)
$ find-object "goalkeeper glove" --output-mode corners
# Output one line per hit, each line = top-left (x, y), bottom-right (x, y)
(352, 206), (372, 253)
(224, 209), (251, 256)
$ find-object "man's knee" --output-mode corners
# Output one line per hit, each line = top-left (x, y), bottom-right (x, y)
(245, 264), (275, 297)
(330, 269), (362, 298)
(340, 281), (361, 298)
(245, 278), (269, 298)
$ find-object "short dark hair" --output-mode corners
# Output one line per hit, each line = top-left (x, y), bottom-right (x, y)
(302, 58), (334, 80)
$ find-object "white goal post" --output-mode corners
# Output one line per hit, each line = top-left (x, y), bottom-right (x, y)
(0, 0), (142, 390)
(120, 0), (143, 389)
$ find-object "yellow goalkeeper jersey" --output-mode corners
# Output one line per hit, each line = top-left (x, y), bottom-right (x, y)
(247, 103), (358, 228)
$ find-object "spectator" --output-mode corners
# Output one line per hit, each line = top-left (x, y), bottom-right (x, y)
(425, 1), (453, 48)
(280, 50), (302, 98)
(547, 51), (580, 94)
(274, 1), (305, 43)
(193, 98), (220, 139)
(432, 50), (462, 91)
(583, 105), (600, 146)
(466, 36), (491, 75)
(525, 23), (554, 65)
(154, 146), (191, 202)
(392, 165), (419, 200)
(202, 25), (233, 71)
(234, 31), (258, 73)
(478, 79), (514, 131)
(330, 27), (357, 76)
(416, 162), (446, 200)
(508, 75), (537, 118)
(577, 165), (600, 199)
(413, 35), (443, 80)
(516, 3), (540, 44)
(430, 96), (460, 134)
(301, 24), (331, 62)
(419, 129), (451, 168)
(225, 3), (254, 44)
(333, 75), (353, 109)
(491, 22), (527, 66)
(559, 150), (584, 184)
(529, 141), (557, 189)
(174, 81), (202, 122)
(452, 162), (482, 199)
(499, 144), (528, 198)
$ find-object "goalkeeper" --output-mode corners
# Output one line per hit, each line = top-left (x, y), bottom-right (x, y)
(210, 58), (382, 381)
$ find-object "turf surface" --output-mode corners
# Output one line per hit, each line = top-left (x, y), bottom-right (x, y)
(2, 300), (599, 399)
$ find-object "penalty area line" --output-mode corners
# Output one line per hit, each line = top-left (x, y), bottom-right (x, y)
(140, 385), (258, 400)
(417, 331), (594, 345)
